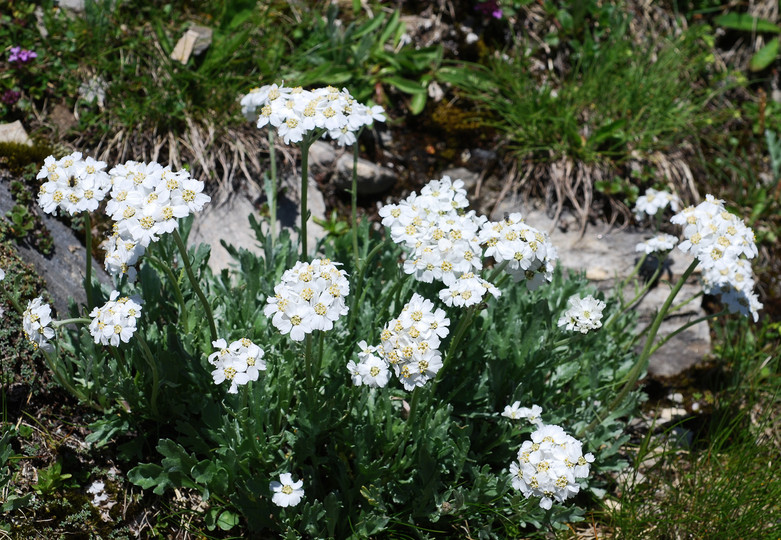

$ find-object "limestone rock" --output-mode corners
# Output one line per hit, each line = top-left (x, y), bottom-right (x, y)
(334, 153), (396, 195)
(0, 121), (33, 146)
(171, 25), (213, 65)
(189, 172), (326, 272)
(0, 178), (110, 315)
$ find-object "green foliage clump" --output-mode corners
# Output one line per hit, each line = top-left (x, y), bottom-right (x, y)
(40, 213), (642, 537)
(441, 13), (725, 165)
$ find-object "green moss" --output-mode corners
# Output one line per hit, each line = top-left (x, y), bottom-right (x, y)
(0, 142), (54, 176)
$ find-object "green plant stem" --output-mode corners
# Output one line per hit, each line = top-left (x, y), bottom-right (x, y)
(348, 238), (387, 333)
(648, 310), (727, 356)
(437, 305), (477, 382)
(135, 333), (161, 418)
(579, 258), (699, 437)
(604, 255), (664, 330)
(351, 140), (360, 269)
(40, 349), (84, 405)
(487, 260), (509, 283)
(52, 317), (91, 327)
(300, 138), (312, 260)
(304, 333), (315, 409)
(83, 211), (94, 311)
(147, 254), (186, 313)
(172, 228), (217, 343)
(269, 127), (278, 247)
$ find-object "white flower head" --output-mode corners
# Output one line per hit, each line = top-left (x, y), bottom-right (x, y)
(635, 233), (678, 255)
(671, 195), (761, 321)
(378, 293), (450, 390)
(245, 83), (385, 146)
(557, 295), (606, 334)
(502, 402), (543, 424)
(270, 473), (304, 507)
(88, 291), (143, 346)
(265, 259), (350, 341)
(510, 423), (594, 510)
(22, 297), (55, 353)
(479, 213), (558, 289)
(634, 188), (681, 220)
(37, 152), (111, 215)
(208, 337), (266, 394)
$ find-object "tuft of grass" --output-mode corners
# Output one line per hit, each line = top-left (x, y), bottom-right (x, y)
(441, 18), (725, 165)
(603, 316), (781, 539)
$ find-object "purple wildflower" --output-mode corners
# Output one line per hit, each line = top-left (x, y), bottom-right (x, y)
(475, 0), (503, 19)
(1, 90), (21, 106)
(8, 46), (38, 64)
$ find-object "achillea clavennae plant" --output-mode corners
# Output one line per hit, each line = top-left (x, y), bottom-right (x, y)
(2, 79), (765, 535)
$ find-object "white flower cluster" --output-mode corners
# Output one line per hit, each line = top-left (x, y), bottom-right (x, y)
(208, 338), (266, 394)
(509, 423), (595, 510)
(502, 402), (543, 424)
(373, 293), (450, 391)
(37, 152), (111, 215)
(88, 291), (142, 346)
(270, 473), (304, 507)
(380, 176), (508, 306)
(479, 213), (558, 289)
(557, 294), (606, 334)
(241, 83), (386, 146)
(347, 340), (391, 388)
(101, 160), (211, 281)
(635, 233), (678, 255)
(380, 178), (558, 301)
(634, 188), (681, 220)
(22, 297), (55, 352)
(671, 195), (761, 321)
(264, 259), (350, 341)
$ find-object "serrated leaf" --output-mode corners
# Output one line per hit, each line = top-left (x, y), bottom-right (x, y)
(127, 463), (170, 495)
(750, 38), (780, 71)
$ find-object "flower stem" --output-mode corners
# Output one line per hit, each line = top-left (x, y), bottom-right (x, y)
(348, 238), (387, 334)
(648, 310), (726, 356)
(268, 127), (278, 246)
(52, 317), (91, 327)
(135, 333), (161, 418)
(147, 254), (186, 313)
(579, 258), (699, 437)
(83, 211), (94, 311)
(172, 228), (217, 343)
(300, 138), (312, 261)
(304, 333), (315, 409)
(437, 305), (477, 382)
(351, 140), (360, 269)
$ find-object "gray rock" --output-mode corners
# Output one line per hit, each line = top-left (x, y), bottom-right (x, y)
(441, 167), (479, 194)
(58, 0), (85, 13)
(334, 153), (396, 195)
(0, 179), (110, 316)
(308, 140), (337, 169)
(189, 172), (326, 272)
(0, 121), (33, 146)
